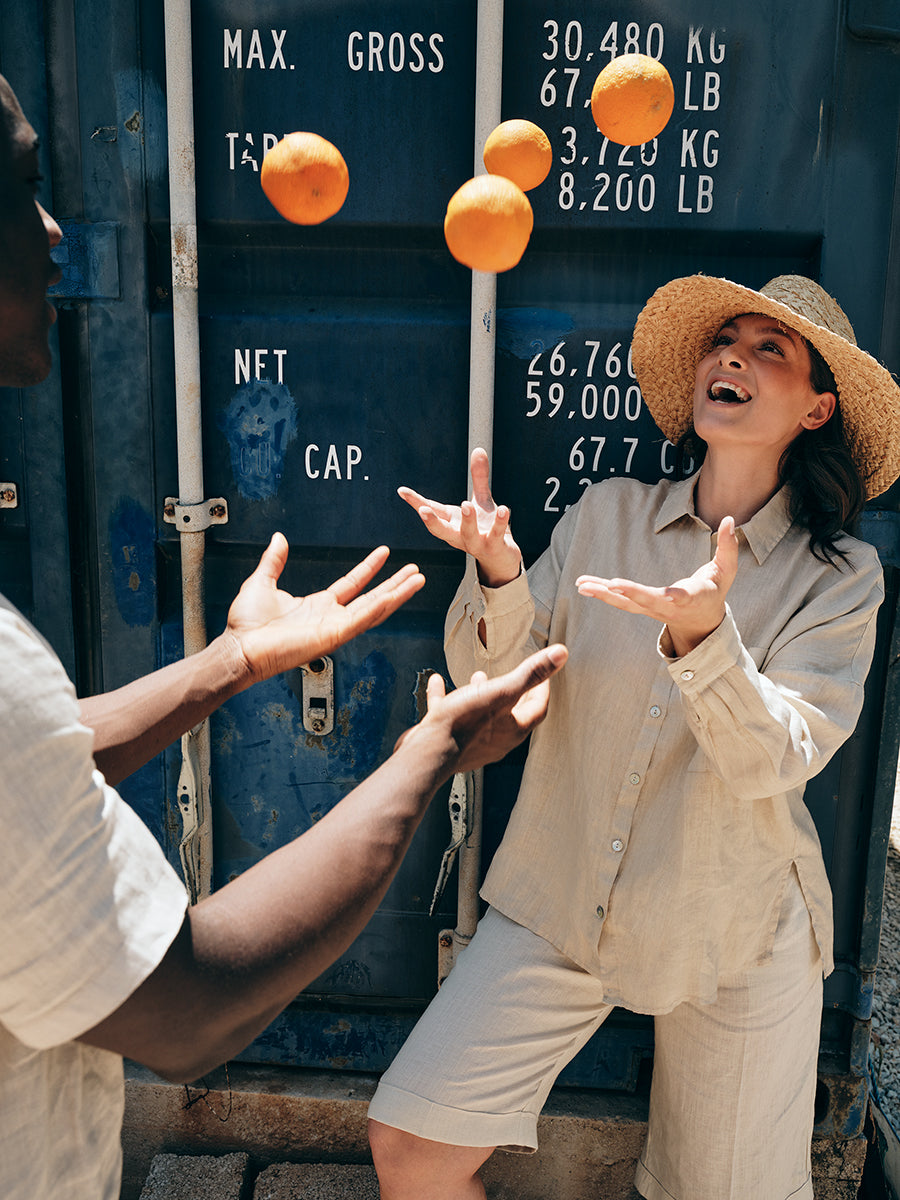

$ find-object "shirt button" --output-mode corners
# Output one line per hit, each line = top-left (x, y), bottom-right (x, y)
(629, 772), (641, 786)
(596, 905), (605, 919)
(612, 839), (624, 852)
(649, 705), (661, 718)
(680, 669), (695, 681)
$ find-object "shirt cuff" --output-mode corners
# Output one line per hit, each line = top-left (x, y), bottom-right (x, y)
(658, 605), (744, 695)
(480, 562), (529, 615)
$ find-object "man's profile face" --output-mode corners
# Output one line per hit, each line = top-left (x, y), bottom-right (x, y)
(0, 75), (62, 387)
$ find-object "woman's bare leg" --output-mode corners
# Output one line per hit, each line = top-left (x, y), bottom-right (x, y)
(369, 1119), (495, 1199)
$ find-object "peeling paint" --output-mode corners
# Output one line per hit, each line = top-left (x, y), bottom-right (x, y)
(218, 380), (298, 501)
(108, 498), (156, 626)
(497, 307), (575, 358)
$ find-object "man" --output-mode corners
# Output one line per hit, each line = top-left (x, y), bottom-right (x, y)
(0, 72), (568, 1199)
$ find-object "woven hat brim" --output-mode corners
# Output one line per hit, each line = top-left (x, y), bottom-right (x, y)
(631, 275), (900, 499)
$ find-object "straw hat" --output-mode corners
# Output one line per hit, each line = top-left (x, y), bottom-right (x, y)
(631, 274), (900, 498)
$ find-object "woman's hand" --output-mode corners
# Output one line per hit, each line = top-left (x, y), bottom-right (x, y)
(398, 447), (523, 588)
(575, 516), (739, 656)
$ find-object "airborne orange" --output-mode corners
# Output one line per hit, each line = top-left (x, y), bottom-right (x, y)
(590, 54), (675, 146)
(260, 132), (349, 225)
(443, 175), (534, 274)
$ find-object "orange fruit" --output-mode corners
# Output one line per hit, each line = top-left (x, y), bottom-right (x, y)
(483, 119), (552, 191)
(590, 54), (675, 146)
(260, 132), (349, 224)
(443, 175), (534, 273)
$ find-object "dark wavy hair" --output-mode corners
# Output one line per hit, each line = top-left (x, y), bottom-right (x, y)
(674, 341), (865, 567)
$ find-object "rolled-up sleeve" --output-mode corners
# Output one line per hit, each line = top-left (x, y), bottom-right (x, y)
(661, 557), (883, 801)
(444, 560), (536, 686)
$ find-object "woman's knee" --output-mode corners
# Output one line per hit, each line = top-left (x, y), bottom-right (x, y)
(368, 1118), (493, 1186)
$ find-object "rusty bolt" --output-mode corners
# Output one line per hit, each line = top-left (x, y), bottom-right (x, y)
(439, 934), (453, 948)
(209, 503), (226, 519)
(311, 719), (325, 733)
(163, 502), (176, 518)
(308, 658), (326, 674)
(0, 488), (16, 504)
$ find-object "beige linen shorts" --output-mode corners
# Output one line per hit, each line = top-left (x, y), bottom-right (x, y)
(368, 869), (822, 1200)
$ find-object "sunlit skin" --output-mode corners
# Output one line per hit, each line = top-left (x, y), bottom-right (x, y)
(691, 315), (836, 512)
(0, 77), (63, 386)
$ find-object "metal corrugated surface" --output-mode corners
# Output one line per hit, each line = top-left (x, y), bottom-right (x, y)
(3, 0), (900, 1139)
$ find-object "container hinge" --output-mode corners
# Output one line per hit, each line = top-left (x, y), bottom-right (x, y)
(429, 772), (472, 917)
(0, 483), (18, 509)
(177, 724), (207, 905)
(163, 496), (229, 531)
(300, 656), (335, 736)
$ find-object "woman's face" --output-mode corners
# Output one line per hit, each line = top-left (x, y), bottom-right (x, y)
(692, 313), (835, 459)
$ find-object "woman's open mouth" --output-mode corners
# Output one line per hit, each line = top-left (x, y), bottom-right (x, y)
(708, 381), (751, 404)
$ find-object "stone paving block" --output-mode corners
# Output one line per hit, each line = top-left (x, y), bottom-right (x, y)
(253, 1162), (380, 1199)
(138, 1151), (250, 1199)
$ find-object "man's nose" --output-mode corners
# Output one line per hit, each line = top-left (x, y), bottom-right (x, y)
(39, 202), (63, 249)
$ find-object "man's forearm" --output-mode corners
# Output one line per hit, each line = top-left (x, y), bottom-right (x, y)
(80, 634), (250, 784)
(80, 725), (457, 1081)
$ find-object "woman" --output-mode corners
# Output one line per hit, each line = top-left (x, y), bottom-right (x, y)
(368, 275), (900, 1200)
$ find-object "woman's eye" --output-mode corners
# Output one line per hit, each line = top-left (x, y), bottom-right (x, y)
(760, 342), (783, 355)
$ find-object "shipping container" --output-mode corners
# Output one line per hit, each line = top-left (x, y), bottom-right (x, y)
(2, 0), (900, 1168)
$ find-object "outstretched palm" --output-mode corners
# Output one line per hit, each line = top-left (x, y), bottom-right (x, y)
(398, 447), (523, 587)
(225, 536), (424, 683)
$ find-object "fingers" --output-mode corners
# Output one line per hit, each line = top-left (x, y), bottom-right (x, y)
(493, 644), (568, 707)
(425, 671), (447, 705)
(500, 645), (568, 731)
(329, 546), (392, 604)
(248, 531), (290, 590)
(576, 575), (664, 613)
(345, 564), (426, 630)
(397, 486), (449, 520)
(714, 516), (739, 589)
(469, 447), (493, 506)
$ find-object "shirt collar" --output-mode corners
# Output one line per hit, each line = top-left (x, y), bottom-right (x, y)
(654, 473), (795, 565)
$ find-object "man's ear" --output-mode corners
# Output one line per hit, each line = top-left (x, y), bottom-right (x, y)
(802, 391), (836, 431)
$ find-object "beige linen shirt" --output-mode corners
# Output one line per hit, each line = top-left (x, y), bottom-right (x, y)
(445, 475), (883, 1015)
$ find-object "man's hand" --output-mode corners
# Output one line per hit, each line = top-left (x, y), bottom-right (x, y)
(224, 536), (425, 686)
(398, 447), (523, 588)
(575, 516), (739, 656)
(78, 643), (568, 1083)
(397, 644), (568, 777)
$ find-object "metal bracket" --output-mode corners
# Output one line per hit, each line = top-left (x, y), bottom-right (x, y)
(0, 483), (18, 509)
(163, 496), (229, 531)
(300, 656), (335, 736)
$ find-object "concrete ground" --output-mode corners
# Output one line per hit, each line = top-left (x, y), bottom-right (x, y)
(123, 1062), (869, 1199)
